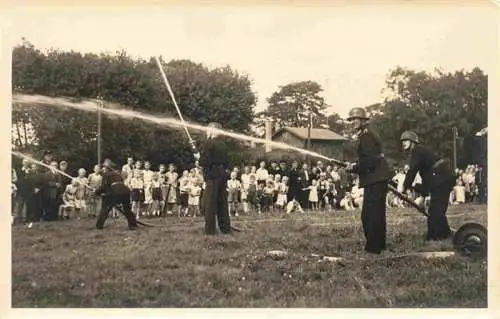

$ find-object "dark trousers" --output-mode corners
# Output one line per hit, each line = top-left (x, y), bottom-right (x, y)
(427, 186), (452, 240)
(361, 181), (388, 254)
(26, 193), (42, 223)
(299, 189), (309, 209)
(96, 194), (138, 229)
(43, 196), (59, 221)
(203, 177), (231, 235)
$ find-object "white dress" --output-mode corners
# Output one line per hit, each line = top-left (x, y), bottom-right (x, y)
(454, 185), (466, 203)
(276, 183), (288, 206)
(240, 173), (250, 200)
(308, 185), (318, 202)
(142, 169), (154, 204)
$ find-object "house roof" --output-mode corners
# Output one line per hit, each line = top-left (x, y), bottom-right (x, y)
(272, 127), (348, 141)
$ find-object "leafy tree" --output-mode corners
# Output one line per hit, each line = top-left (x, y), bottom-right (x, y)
(369, 67), (487, 167)
(11, 40), (257, 172)
(261, 81), (329, 129)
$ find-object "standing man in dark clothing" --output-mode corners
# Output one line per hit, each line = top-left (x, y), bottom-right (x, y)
(298, 163), (311, 209)
(279, 161), (289, 178)
(25, 163), (44, 226)
(287, 160), (300, 203)
(195, 122), (232, 235)
(94, 159), (138, 230)
(400, 131), (455, 241)
(345, 107), (392, 255)
(42, 161), (61, 221)
(40, 150), (54, 171)
(39, 150), (54, 217)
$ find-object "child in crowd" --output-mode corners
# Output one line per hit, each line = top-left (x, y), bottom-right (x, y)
(240, 166), (250, 214)
(247, 174), (258, 213)
(324, 178), (337, 212)
(74, 168), (89, 219)
(255, 182), (265, 215)
(158, 164), (167, 215)
(87, 165), (102, 218)
(142, 161), (154, 216)
(275, 177), (288, 213)
(306, 179), (319, 211)
(165, 164), (178, 215)
(318, 173), (329, 210)
(452, 179), (466, 205)
(256, 161), (269, 187)
(227, 171), (242, 217)
(273, 174), (281, 210)
(61, 179), (79, 220)
(340, 191), (355, 211)
(351, 181), (364, 209)
(262, 179), (275, 214)
(150, 173), (163, 216)
(286, 197), (304, 214)
(188, 178), (202, 217)
(130, 170), (144, 219)
(178, 170), (190, 217)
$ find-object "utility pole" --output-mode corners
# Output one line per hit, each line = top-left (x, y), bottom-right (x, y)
(97, 96), (103, 166)
(306, 111), (313, 166)
(452, 126), (457, 171)
(307, 112), (312, 150)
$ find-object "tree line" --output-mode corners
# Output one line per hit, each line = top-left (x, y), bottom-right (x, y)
(12, 39), (487, 172)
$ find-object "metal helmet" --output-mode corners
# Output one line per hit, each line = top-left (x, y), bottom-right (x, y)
(400, 131), (419, 144)
(347, 107), (369, 121)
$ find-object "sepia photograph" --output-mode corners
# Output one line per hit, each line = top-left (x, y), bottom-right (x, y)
(5, 1), (494, 309)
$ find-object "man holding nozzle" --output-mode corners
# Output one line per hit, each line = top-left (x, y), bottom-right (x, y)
(400, 131), (455, 241)
(194, 122), (232, 235)
(344, 107), (392, 255)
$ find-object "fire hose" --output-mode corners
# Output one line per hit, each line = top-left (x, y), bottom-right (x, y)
(328, 157), (487, 258)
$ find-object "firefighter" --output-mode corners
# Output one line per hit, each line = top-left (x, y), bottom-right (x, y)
(400, 131), (455, 241)
(195, 122), (232, 235)
(345, 107), (392, 254)
(94, 159), (138, 230)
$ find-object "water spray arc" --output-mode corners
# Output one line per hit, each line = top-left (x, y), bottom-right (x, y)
(12, 152), (94, 191)
(11, 94), (487, 255)
(154, 57), (197, 154)
(12, 151), (163, 228)
(12, 94), (335, 162)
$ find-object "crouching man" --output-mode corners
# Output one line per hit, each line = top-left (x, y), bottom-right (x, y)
(94, 159), (138, 230)
(400, 131), (455, 241)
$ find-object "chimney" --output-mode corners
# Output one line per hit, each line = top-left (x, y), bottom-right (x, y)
(265, 120), (272, 153)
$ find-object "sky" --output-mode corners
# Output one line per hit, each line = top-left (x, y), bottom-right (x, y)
(3, 2), (498, 117)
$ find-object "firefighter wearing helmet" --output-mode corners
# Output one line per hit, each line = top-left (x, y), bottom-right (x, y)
(94, 159), (139, 231)
(400, 131), (455, 241)
(345, 107), (392, 255)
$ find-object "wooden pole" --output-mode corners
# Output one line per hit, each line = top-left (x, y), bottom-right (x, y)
(452, 126), (457, 171)
(97, 96), (102, 165)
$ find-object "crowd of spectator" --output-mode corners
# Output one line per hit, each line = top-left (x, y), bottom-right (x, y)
(11, 150), (486, 228)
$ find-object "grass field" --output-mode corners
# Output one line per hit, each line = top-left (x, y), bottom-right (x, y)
(11, 204), (487, 308)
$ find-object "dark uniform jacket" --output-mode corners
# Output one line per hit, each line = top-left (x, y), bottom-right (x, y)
(403, 144), (455, 194)
(279, 164), (289, 178)
(351, 128), (392, 188)
(199, 136), (230, 180)
(25, 169), (44, 197)
(17, 166), (31, 197)
(287, 167), (301, 199)
(95, 169), (130, 197)
(43, 170), (60, 199)
(299, 169), (311, 188)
